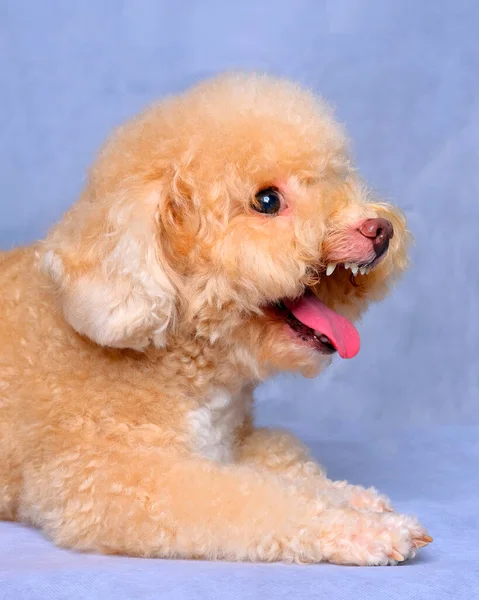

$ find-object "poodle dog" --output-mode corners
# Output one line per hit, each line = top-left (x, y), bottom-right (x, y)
(0, 74), (432, 565)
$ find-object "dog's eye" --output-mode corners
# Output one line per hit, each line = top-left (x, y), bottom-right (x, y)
(252, 188), (282, 215)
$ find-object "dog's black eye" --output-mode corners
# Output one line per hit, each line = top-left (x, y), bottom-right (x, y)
(252, 188), (282, 215)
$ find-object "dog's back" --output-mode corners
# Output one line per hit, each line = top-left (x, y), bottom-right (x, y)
(0, 246), (37, 519)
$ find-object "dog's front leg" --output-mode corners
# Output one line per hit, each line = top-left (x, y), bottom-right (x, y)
(238, 428), (393, 512)
(17, 439), (429, 565)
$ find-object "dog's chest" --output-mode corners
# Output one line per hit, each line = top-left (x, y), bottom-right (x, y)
(187, 389), (249, 463)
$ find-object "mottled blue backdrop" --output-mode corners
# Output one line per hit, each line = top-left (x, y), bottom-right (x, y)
(1, 1), (477, 598)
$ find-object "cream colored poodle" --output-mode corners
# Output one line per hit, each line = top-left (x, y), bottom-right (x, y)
(0, 74), (432, 565)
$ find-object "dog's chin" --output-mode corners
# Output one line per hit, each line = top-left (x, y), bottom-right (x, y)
(264, 318), (334, 378)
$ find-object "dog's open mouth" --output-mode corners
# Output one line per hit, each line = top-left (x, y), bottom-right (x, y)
(271, 290), (361, 359)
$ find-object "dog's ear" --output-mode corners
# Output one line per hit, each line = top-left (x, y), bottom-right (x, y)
(40, 184), (177, 350)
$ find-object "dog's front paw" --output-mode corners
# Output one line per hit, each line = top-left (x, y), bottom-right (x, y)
(318, 509), (432, 566)
(342, 483), (393, 513)
(328, 480), (393, 512)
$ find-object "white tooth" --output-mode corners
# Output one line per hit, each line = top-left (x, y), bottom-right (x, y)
(351, 264), (359, 276)
(326, 262), (337, 276)
(365, 267), (371, 274)
(344, 263), (351, 270)
(360, 266), (367, 275)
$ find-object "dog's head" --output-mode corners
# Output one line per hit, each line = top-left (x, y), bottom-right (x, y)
(42, 74), (409, 378)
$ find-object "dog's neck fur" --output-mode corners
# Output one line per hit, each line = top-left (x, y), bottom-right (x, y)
(142, 333), (257, 463)
(144, 331), (262, 398)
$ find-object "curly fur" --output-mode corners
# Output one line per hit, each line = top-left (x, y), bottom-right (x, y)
(0, 73), (431, 565)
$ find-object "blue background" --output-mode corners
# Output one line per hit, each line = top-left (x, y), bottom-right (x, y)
(1, 1), (478, 598)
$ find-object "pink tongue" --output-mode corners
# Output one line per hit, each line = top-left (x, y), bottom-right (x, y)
(284, 295), (360, 359)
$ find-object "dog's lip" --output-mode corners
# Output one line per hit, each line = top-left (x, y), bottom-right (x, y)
(268, 290), (360, 359)
(269, 302), (337, 355)
(322, 249), (387, 276)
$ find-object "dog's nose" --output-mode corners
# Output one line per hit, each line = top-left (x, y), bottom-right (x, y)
(358, 218), (394, 257)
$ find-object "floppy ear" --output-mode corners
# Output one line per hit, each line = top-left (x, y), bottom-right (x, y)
(40, 184), (176, 350)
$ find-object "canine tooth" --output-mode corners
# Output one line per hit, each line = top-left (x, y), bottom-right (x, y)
(326, 263), (337, 276)
(344, 263), (351, 270)
(351, 264), (359, 276)
(360, 266), (367, 275)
